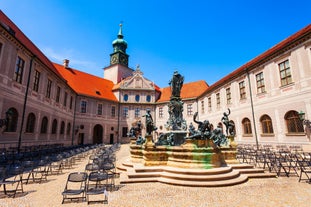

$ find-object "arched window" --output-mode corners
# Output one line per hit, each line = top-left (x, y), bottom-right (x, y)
(40, 116), (48, 134)
(135, 95), (140, 102)
(5, 108), (18, 132)
(242, 118), (252, 135)
(260, 115), (274, 134)
(123, 94), (128, 102)
(285, 111), (304, 133)
(51, 119), (58, 134)
(26, 113), (36, 133)
(146, 95), (151, 102)
(60, 121), (65, 134)
(66, 122), (71, 135)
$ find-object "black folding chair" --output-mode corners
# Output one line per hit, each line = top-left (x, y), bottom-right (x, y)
(0, 165), (24, 197)
(296, 153), (311, 183)
(61, 172), (88, 204)
(86, 171), (108, 204)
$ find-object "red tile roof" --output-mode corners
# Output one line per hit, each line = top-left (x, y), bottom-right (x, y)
(0, 10), (64, 80)
(157, 80), (209, 103)
(203, 24), (311, 95)
(53, 63), (118, 101)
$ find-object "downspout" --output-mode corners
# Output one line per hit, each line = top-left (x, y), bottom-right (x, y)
(117, 89), (121, 144)
(18, 55), (35, 153)
(71, 94), (78, 146)
(246, 69), (259, 149)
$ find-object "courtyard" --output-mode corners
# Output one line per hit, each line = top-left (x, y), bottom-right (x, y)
(0, 144), (310, 207)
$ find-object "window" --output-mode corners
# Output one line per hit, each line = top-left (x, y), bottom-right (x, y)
(256, 72), (265, 93)
(201, 101), (205, 114)
(123, 107), (129, 117)
(187, 104), (193, 116)
(216, 93), (220, 108)
(5, 108), (18, 132)
(123, 94), (128, 102)
(226, 88), (231, 104)
(66, 123), (71, 135)
(135, 108), (140, 118)
(25, 113), (36, 133)
(159, 107), (163, 118)
(46, 79), (52, 98)
(242, 118), (252, 135)
(56, 86), (61, 103)
(146, 95), (151, 102)
(208, 97), (212, 111)
(80, 100), (87, 113)
(122, 127), (128, 137)
(14, 56), (25, 83)
(279, 60), (292, 86)
(33, 70), (40, 92)
(239, 81), (246, 100)
(285, 111), (304, 133)
(51, 119), (57, 134)
(260, 115), (274, 134)
(135, 95), (140, 102)
(40, 116), (48, 134)
(111, 106), (116, 117)
(69, 96), (73, 109)
(60, 121), (65, 134)
(97, 103), (103, 115)
(63, 92), (68, 106)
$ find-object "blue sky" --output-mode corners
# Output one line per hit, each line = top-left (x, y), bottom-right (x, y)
(1, 0), (310, 87)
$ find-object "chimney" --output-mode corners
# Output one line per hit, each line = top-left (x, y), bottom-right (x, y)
(63, 59), (69, 68)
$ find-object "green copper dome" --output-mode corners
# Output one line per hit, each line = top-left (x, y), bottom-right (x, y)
(112, 23), (127, 53)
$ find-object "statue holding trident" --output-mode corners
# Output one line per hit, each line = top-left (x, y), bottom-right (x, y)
(169, 71), (184, 98)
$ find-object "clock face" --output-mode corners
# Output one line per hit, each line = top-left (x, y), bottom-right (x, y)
(111, 55), (118, 64)
(120, 56), (128, 65)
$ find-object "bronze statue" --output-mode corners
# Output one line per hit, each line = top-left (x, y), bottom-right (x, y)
(143, 109), (157, 135)
(169, 71), (184, 98)
(221, 108), (235, 136)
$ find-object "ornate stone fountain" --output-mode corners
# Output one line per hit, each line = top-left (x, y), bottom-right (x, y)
(121, 72), (275, 187)
(129, 71), (238, 168)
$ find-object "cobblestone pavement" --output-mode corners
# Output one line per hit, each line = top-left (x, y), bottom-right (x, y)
(0, 144), (310, 207)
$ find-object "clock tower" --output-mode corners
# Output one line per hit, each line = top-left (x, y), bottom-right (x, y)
(104, 24), (133, 84)
(110, 24), (129, 67)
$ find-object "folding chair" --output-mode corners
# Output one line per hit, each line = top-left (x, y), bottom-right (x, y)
(86, 171), (108, 204)
(27, 159), (48, 184)
(61, 172), (88, 204)
(297, 153), (311, 183)
(0, 165), (24, 198)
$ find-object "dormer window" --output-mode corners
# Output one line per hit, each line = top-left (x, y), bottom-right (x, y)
(96, 90), (101, 95)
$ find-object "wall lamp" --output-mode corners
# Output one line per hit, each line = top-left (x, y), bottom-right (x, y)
(298, 110), (311, 131)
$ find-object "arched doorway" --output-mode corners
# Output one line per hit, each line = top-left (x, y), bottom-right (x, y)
(93, 124), (103, 144)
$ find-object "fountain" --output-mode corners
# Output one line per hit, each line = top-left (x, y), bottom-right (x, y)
(120, 72), (274, 186)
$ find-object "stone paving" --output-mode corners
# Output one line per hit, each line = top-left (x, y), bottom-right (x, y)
(0, 144), (310, 207)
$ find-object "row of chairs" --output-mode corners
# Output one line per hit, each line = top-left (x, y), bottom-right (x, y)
(62, 143), (121, 205)
(237, 144), (311, 183)
(62, 171), (108, 204)
(0, 144), (99, 198)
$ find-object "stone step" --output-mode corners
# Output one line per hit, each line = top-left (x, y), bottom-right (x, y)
(238, 168), (266, 174)
(160, 170), (240, 181)
(158, 174), (249, 187)
(245, 172), (277, 179)
(229, 163), (255, 169)
(127, 171), (161, 179)
(120, 177), (159, 184)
